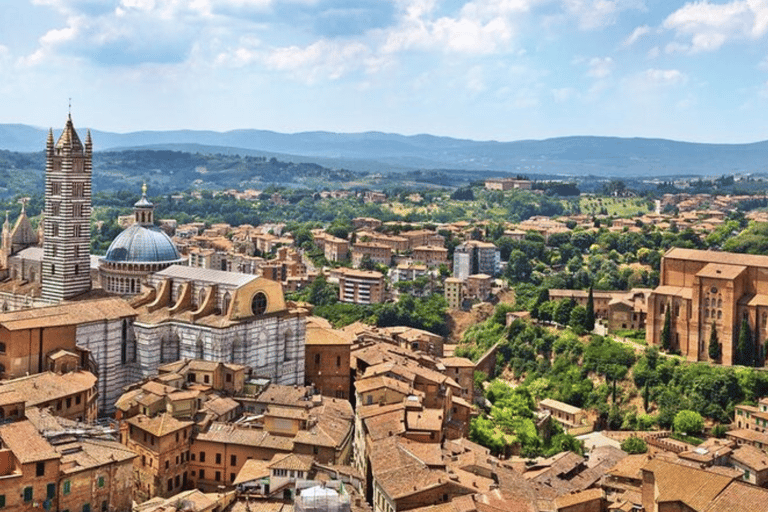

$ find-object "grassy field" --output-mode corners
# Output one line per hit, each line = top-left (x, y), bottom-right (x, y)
(579, 196), (652, 217)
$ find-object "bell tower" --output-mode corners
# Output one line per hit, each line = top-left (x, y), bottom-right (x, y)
(41, 114), (93, 301)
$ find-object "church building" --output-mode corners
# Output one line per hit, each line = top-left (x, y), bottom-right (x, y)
(647, 247), (768, 366)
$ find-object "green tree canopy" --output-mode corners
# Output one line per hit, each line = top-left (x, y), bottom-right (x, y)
(673, 410), (704, 436)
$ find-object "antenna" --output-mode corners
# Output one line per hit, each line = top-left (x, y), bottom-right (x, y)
(68, 98), (72, 114)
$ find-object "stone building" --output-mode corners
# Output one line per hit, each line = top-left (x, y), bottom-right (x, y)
(132, 265), (307, 386)
(646, 248), (768, 365)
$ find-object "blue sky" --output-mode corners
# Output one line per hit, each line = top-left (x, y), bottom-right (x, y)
(2, 0), (768, 142)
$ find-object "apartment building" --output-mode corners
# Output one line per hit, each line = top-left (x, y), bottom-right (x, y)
(336, 268), (385, 305)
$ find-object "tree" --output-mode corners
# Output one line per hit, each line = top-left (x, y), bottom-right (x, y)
(585, 287), (595, 331)
(554, 299), (576, 326)
(708, 321), (721, 362)
(620, 436), (648, 454)
(661, 305), (672, 351)
(673, 410), (704, 436)
(569, 305), (587, 333)
(737, 318), (754, 366)
(506, 249), (532, 283)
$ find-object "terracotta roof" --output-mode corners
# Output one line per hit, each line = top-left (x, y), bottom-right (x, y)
(696, 263), (747, 280)
(196, 422), (294, 451)
(364, 409), (406, 441)
(726, 428), (768, 445)
(266, 405), (309, 420)
(58, 438), (137, 473)
(127, 413), (193, 437)
(440, 357), (475, 368)
(355, 376), (412, 396)
(0, 297), (136, 330)
(306, 325), (353, 346)
(665, 248), (768, 270)
(554, 488), (604, 509)
(203, 396), (239, 417)
(233, 458), (271, 485)
(269, 453), (315, 472)
(731, 444), (768, 471)
(406, 409), (443, 432)
(705, 480), (768, 512)
(642, 458), (734, 510)
(607, 454), (650, 480)
(0, 420), (60, 463)
(539, 398), (582, 415)
(0, 371), (96, 406)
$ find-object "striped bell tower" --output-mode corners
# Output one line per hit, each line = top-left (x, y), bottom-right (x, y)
(41, 114), (93, 301)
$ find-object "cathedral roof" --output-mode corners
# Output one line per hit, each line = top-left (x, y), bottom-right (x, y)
(55, 114), (83, 151)
(103, 223), (183, 264)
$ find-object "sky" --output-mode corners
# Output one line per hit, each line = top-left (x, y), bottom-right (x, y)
(2, 0), (768, 143)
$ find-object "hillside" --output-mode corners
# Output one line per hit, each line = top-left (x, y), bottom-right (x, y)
(3, 124), (768, 176)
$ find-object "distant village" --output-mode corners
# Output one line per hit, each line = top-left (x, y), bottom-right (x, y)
(0, 116), (766, 512)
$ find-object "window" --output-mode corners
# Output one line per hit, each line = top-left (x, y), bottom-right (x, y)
(73, 225), (81, 238)
(168, 479), (173, 492)
(51, 182), (62, 195)
(23, 487), (32, 503)
(47, 483), (55, 499)
(215, 471), (221, 482)
(231, 473), (236, 482)
(165, 460), (169, 470)
(0, 343), (5, 354)
(336, 356), (341, 367)
(0, 494), (5, 508)
(36, 461), (45, 476)
(251, 292), (267, 316)
(63, 480), (71, 495)
(66, 398), (71, 408)
(216, 453), (222, 464)
(315, 353), (321, 365)
(199, 469), (205, 480)
(76, 395), (81, 405)
(83, 504), (90, 512)
(231, 455), (237, 466)
(101, 501), (107, 512)
(199, 452), (205, 463)
(204, 375), (210, 384)
(226, 373), (232, 383)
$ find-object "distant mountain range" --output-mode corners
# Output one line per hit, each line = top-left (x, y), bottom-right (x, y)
(2, 123), (768, 177)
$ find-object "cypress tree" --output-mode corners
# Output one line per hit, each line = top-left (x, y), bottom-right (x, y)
(661, 305), (672, 351)
(737, 318), (753, 366)
(585, 286), (595, 331)
(708, 321), (721, 362)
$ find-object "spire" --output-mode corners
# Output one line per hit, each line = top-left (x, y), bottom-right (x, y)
(55, 113), (83, 151)
(46, 128), (54, 156)
(85, 129), (92, 153)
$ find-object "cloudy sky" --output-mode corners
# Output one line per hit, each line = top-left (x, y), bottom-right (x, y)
(1, 0), (768, 142)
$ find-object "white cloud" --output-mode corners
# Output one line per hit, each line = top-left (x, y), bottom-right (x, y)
(551, 87), (577, 102)
(563, 0), (645, 30)
(261, 39), (374, 82)
(586, 56), (613, 78)
(663, 0), (768, 53)
(643, 68), (688, 85)
(622, 24), (650, 46)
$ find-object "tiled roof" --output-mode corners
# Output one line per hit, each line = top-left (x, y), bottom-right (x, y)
(0, 420), (59, 463)
(553, 488), (604, 509)
(643, 458), (734, 511)
(59, 438), (137, 473)
(154, 265), (256, 287)
(269, 453), (315, 472)
(731, 444), (768, 471)
(196, 423), (294, 451)
(665, 247), (768, 269)
(127, 413), (193, 437)
(705, 481), (768, 512)
(0, 297), (136, 330)
(233, 458), (271, 485)
(0, 371), (96, 406)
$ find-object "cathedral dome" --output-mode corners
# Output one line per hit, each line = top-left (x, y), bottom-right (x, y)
(104, 223), (182, 263)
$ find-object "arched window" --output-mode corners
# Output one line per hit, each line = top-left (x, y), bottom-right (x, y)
(704, 297), (710, 307)
(705, 309), (709, 318)
(0, 343), (6, 353)
(718, 298), (722, 308)
(251, 292), (267, 316)
(222, 292), (231, 315)
(718, 310), (722, 320)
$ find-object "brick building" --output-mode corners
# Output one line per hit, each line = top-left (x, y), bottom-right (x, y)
(124, 413), (195, 502)
(305, 317), (353, 399)
(646, 248), (768, 365)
